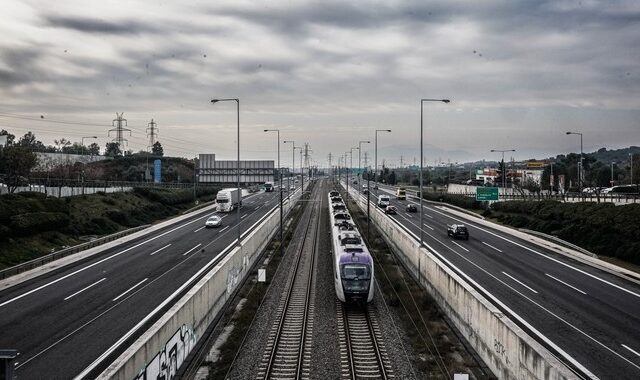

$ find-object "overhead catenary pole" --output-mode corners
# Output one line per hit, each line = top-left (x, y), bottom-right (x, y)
(375, 129), (391, 196)
(358, 140), (370, 194)
(265, 130), (283, 256)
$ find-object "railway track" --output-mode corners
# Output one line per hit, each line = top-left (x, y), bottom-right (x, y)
(337, 301), (394, 379)
(256, 184), (322, 380)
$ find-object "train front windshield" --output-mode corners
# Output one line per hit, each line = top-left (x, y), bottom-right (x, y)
(341, 264), (371, 293)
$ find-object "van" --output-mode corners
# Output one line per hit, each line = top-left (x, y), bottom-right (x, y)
(396, 187), (406, 200)
(378, 195), (390, 208)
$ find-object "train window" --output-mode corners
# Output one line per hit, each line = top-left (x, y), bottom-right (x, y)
(341, 264), (370, 280)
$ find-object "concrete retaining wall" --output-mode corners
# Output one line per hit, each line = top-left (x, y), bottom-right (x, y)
(345, 184), (578, 380)
(97, 190), (302, 379)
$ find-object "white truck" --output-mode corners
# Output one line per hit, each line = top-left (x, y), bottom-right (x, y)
(216, 188), (241, 212)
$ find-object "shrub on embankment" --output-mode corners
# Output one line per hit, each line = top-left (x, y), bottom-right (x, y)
(0, 186), (219, 269)
(486, 201), (640, 265)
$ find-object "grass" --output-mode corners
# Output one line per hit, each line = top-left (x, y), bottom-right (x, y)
(0, 188), (218, 270)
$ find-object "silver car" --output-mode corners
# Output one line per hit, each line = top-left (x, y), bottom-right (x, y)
(205, 215), (223, 228)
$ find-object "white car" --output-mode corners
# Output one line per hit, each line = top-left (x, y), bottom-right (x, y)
(205, 215), (223, 228)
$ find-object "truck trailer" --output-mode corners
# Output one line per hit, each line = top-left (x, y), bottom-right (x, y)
(216, 188), (241, 212)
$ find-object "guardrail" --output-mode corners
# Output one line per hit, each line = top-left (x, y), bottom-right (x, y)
(88, 188), (304, 379)
(342, 182), (582, 380)
(0, 225), (150, 280)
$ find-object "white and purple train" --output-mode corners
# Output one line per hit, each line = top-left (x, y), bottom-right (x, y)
(328, 191), (375, 303)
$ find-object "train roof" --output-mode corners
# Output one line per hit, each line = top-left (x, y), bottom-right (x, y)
(339, 249), (371, 264)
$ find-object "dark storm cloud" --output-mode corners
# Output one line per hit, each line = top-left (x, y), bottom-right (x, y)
(46, 15), (158, 35)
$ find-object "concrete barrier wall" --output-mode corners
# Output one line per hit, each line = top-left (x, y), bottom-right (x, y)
(98, 190), (302, 379)
(344, 184), (577, 380)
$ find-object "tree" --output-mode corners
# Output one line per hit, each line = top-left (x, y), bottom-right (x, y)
(0, 129), (15, 146)
(0, 146), (38, 192)
(152, 141), (164, 157)
(105, 142), (122, 157)
(17, 131), (47, 152)
(54, 138), (72, 152)
(88, 142), (100, 155)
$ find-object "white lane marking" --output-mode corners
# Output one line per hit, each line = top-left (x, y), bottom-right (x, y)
(182, 243), (202, 256)
(423, 223), (434, 231)
(405, 214), (412, 218)
(21, 195), (282, 372)
(74, 236), (243, 378)
(64, 278), (107, 301)
(383, 215), (617, 376)
(622, 344), (640, 358)
(503, 271), (538, 294)
(112, 278), (148, 302)
(149, 244), (171, 256)
(428, 206), (640, 300)
(0, 211), (208, 308)
(451, 241), (469, 252)
(193, 226), (206, 233)
(546, 273), (587, 295)
(482, 241), (503, 253)
(241, 214), (247, 219)
(220, 226), (229, 232)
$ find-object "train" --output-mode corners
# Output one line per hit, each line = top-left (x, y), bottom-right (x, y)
(328, 190), (375, 303)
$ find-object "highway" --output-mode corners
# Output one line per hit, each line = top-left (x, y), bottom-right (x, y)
(0, 188), (290, 379)
(348, 181), (640, 379)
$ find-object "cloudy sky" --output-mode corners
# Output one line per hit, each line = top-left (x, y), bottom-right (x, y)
(0, 0), (638, 167)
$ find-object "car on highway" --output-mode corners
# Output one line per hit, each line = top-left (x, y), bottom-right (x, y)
(205, 215), (223, 228)
(290, 185), (296, 191)
(362, 188), (369, 195)
(384, 205), (397, 214)
(447, 224), (469, 240)
(377, 195), (390, 208)
(406, 204), (417, 213)
(373, 185), (379, 190)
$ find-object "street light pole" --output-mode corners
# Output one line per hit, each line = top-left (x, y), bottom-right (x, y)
(566, 131), (583, 192)
(375, 129), (391, 196)
(358, 140), (370, 194)
(211, 98), (241, 247)
(420, 99), (450, 247)
(265, 129), (283, 256)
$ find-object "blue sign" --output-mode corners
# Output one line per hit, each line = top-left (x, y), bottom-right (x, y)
(154, 159), (161, 183)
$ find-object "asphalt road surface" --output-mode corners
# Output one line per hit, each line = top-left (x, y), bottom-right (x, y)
(0, 189), (292, 379)
(345, 181), (640, 379)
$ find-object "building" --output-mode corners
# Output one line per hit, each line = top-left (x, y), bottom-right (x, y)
(197, 154), (274, 184)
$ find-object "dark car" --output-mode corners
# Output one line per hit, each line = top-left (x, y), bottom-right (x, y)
(385, 205), (397, 215)
(406, 204), (418, 213)
(447, 224), (469, 240)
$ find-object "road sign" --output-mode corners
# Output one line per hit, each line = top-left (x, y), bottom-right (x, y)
(476, 187), (499, 201)
(527, 161), (546, 168)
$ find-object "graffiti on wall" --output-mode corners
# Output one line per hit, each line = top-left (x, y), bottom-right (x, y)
(134, 324), (197, 380)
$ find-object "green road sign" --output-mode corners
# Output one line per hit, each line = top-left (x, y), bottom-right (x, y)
(476, 187), (499, 201)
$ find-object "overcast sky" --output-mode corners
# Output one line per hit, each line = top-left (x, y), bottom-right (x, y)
(0, 0), (638, 167)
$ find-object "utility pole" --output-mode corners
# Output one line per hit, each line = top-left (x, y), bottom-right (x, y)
(400, 155), (404, 168)
(146, 119), (158, 182)
(108, 112), (131, 156)
(328, 153), (333, 179)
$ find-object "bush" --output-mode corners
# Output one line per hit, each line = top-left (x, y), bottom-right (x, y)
(9, 212), (70, 235)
